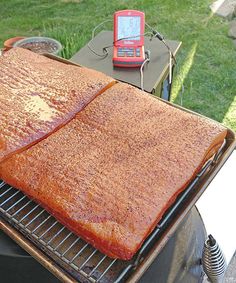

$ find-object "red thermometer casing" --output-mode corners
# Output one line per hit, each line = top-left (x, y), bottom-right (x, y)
(113, 10), (145, 68)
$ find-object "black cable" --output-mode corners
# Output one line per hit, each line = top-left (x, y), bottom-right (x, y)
(87, 19), (183, 101)
(87, 19), (113, 58)
(145, 22), (184, 101)
(145, 22), (177, 64)
(87, 32), (152, 59)
(87, 40), (110, 58)
(161, 39), (177, 65)
(88, 20), (176, 63)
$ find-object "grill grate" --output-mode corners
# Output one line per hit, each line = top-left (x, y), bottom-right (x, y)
(0, 141), (225, 283)
(0, 181), (130, 282)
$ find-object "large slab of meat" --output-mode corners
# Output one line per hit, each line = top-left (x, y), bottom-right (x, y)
(0, 48), (115, 162)
(0, 83), (227, 260)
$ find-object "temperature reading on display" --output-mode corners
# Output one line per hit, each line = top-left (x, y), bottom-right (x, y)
(118, 16), (141, 40)
(113, 10), (145, 67)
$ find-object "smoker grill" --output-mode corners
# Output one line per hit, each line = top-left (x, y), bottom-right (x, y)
(0, 129), (235, 283)
(0, 54), (235, 283)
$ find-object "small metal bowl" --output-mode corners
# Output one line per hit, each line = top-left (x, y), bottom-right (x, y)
(13, 36), (62, 55)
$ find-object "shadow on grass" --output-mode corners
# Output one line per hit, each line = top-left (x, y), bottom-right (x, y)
(171, 40), (236, 131)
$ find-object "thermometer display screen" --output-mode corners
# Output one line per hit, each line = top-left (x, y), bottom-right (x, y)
(117, 16), (141, 40)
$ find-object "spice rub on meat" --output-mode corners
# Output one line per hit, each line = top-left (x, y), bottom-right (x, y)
(0, 83), (227, 260)
(0, 47), (115, 162)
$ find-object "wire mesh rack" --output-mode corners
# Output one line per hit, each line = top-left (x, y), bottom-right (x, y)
(0, 141), (226, 283)
(0, 180), (132, 282)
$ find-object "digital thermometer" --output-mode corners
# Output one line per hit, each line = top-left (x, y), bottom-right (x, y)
(113, 10), (145, 68)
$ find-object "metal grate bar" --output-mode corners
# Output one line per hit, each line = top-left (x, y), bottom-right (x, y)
(47, 226), (65, 245)
(97, 259), (117, 282)
(18, 204), (40, 223)
(79, 249), (98, 270)
(38, 220), (57, 239)
(0, 181), (7, 188)
(24, 208), (46, 228)
(11, 199), (33, 217)
(5, 195), (27, 212)
(0, 186), (14, 198)
(69, 243), (89, 263)
(53, 231), (73, 251)
(88, 255), (107, 277)
(0, 190), (20, 207)
(31, 215), (52, 233)
(61, 237), (80, 257)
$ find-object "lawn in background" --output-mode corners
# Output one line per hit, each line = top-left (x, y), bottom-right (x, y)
(0, 0), (235, 130)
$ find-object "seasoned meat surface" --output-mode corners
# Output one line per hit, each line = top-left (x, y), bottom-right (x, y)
(0, 83), (227, 260)
(0, 47), (115, 162)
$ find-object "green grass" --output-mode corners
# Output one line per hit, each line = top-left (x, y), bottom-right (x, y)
(0, 0), (235, 130)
